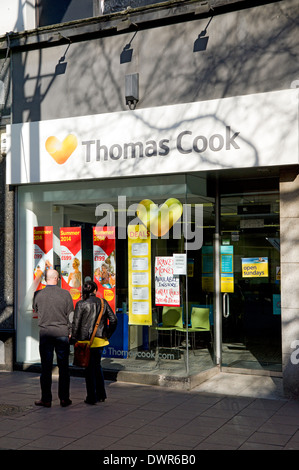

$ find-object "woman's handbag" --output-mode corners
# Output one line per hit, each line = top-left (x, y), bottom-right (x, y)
(73, 298), (104, 367)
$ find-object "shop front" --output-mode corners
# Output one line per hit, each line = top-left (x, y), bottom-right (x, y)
(6, 88), (298, 388)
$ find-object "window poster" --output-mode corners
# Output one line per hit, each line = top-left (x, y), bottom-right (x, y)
(273, 294), (281, 315)
(60, 227), (82, 305)
(33, 226), (54, 291)
(128, 225), (152, 325)
(202, 246), (214, 292)
(242, 257), (269, 278)
(33, 226), (54, 318)
(221, 245), (234, 293)
(93, 226), (116, 312)
(155, 256), (180, 307)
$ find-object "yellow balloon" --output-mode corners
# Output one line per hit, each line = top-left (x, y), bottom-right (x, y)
(136, 198), (183, 237)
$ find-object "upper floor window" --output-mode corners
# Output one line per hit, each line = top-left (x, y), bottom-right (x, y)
(36, 0), (168, 26)
(36, 0), (94, 27)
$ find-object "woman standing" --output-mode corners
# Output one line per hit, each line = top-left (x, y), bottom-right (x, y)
(71, 280), (117, 404)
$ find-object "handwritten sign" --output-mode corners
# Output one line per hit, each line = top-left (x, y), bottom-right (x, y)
(155, 257), (180, 306)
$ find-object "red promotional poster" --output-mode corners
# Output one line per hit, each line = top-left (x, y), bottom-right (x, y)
(93, 226), (116, 312)
(60, 227), (82, 306)
(33, 226), (54, 291)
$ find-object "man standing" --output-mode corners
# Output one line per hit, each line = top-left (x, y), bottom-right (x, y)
(33, 269), (74, 407)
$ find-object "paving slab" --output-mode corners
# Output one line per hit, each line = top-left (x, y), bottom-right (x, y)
(0, 370), (298, 454)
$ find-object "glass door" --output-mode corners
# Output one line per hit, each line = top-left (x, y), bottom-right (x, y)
(220, 190), (282, 372)
(184, 175), (216, 375)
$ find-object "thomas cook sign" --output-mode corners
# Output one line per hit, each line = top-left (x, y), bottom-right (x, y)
(6, 89), (298, 185)
(81, 125), (240, 162)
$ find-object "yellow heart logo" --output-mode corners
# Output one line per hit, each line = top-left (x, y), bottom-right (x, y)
(45, 134), (78, 165)
(136, 198), (183, 237)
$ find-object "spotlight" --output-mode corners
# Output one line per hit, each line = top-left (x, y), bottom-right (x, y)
(125, 73), (139, 110)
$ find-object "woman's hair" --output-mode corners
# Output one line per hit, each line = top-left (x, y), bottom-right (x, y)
(82, 280), (98, 300)
(73, 257), (80, 268)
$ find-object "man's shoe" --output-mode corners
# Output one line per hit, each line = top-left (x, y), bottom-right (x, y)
(60, 399), (72, 407)
(35, 399), (51, 408)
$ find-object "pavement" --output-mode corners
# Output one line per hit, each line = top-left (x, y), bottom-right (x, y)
(0, 370), (299, 453)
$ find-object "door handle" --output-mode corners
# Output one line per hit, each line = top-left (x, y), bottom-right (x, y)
(223, 292), (230, 318)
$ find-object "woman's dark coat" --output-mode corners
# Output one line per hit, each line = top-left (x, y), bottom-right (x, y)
(71, 294), (117, 343)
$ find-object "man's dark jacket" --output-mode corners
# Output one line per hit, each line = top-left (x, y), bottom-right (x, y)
(33, 285), (74, 337)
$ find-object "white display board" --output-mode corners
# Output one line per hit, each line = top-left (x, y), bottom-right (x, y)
(6, 89), (299, 185)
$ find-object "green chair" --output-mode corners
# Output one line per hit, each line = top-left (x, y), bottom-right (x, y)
(154, 306), (183, 348)
(176, 307), (210, 349)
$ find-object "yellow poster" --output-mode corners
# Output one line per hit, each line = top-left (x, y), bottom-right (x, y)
(128, 225), (152, 326)
(242, 257), (268, 278)
(221, 275), (234, 293)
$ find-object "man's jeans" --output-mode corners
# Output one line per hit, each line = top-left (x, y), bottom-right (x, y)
(39, 335), (70, 403)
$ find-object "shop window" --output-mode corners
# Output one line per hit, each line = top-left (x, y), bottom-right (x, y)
(36, 0), (94, 27)
(104, 0), (170, 14)
(16, 175), (216, 378)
